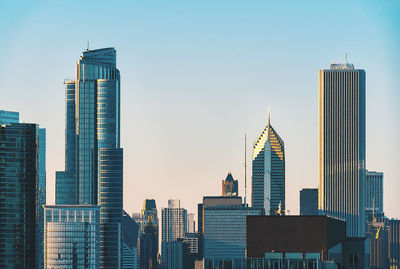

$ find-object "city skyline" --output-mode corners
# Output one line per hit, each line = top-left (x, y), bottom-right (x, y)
(0, 0), (399, 220)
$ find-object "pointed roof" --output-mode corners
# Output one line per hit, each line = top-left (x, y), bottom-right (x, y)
(225, 172), (235, 182)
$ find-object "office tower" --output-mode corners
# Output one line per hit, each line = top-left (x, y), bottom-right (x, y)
(318, 62), (366, 237)
(187, 213), (195, 233)
(44, 205), (100, 268)
(56, 47), (123, 268)
(161, 199), (187, 265)
(252, 112), (285, 215)
(142, 199), (159, 250)
(132, 213), (148, 236)
(203, 204), (262, 267)
(167, 239), (194, 269)
(300, 188), (318, 216)
(122, 211), (139, 269)
(0, 109), (19, 124)
(365, 170), (384, 220)
(37, 128), (46, 269)
(0, 111), (46, 269)
(0, 123), (38, 268)
(139, 218), (158, 269)
(389, 219), (400, 268)
(222, 172), (238, 196)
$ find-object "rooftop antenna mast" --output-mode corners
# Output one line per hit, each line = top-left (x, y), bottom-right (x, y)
(87, 41), (90, 52)
(345, 52), (347, 64)
(244, 134), (247, 207)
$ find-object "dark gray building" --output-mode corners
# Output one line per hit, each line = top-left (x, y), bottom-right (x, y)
(0, 123), (39, 268)
(365, 170), (384, 220)
(222, 172), (238, 196)
(300, 188), (318, 216)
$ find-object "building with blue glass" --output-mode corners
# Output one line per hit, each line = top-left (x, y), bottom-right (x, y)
(252, 112), (285, 215)
(55, 47), (123, 268)
(0, 123), (39, 268)
(0, 111), (46, 269)
(44, 205), (100, 269)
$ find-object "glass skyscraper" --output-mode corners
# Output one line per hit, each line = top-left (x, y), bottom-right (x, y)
(55, 47), (123, 268)
(0, 111), (46, 269)
(0, 123), (38, 268)
(44, 205), (100, 269)
(365, 170), (384, 218)
(252, 112), (285, 215)
(318, 62), (366, 237)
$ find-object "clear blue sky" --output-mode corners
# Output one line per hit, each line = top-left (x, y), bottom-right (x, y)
(1, 0), (399, 219)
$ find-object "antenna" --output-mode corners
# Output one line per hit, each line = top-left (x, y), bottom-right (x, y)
(87, 41), (89, 52)
(244, 134), (247, 207)
(267, 106), (271, 126)
(345, 53), (347, 64)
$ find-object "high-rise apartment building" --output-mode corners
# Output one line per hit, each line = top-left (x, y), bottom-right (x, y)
(252, 112), (285, 215)
(318, 62), (366, 237)
(365, 170), (384, 219)
(44, 205), (100, 268)
(0, 123), (38, 268)
(300, 188), (318, 216)
(161, 199), (187, 265)
(55, 47), (123, 268)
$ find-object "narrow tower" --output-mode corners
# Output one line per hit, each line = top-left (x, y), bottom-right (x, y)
(251, 111), (285, 215)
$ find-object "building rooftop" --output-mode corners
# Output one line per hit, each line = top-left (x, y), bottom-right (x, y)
(329, 63), (355, 70)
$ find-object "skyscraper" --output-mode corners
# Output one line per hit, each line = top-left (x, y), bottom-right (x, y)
(122, 211), (139, 269)
(0, 123), (38, 268)
(222, 172), (238, 196)
(44, 205), (100, 268)
(318, 62), (366, 237)
(300, 188), (318, 216)
(365, 170), (384, 219)
(161, 199), (187, 266)
(0, 112), (46, 269)
(252, 112), (285, 215)
(55, 47), (123, 268)
(139, 218), (158, 269)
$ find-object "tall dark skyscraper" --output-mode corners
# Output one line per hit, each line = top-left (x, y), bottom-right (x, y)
(0, 111), (46, 269)
(252, 112), (285, 215)
(0, 123), (39, 268)
(56, 47), (123, 268)
(318, 62), (366, 237)
(300, 188), (318, 216)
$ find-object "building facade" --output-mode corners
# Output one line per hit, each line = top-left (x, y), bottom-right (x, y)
(187, 213), (196, 233)
(55, 47), (123, 268)
(300, 188), (318, 216)
(139, 219), (158, 269)
(161, 199), (187, 265)
(203, 205), (262, 268)
(44, 205), (100, 269)
(0, 123), (38, 268)
(0, 109), (19, 124)
(318, 63), (366, 237)
(222, 172), (238, 196)
(252, 112), (285, 215)
(122, 211), (139, 269)
(365, 171), (384, 219)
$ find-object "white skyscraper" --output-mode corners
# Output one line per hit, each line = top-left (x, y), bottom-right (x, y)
(161, 199), (187, 266)
(318, 62), (366, 237)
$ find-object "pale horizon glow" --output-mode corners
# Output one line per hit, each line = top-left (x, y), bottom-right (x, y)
(0, 0), (399, 222)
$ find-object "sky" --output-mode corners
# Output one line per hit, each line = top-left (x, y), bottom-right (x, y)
(0, 0), (399, 221)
